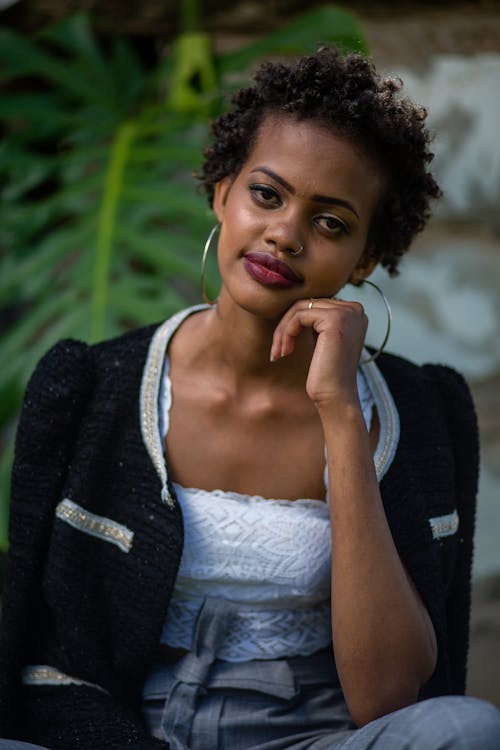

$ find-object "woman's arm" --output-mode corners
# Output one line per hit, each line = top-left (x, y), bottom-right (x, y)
(272, 298), (437, 727)
(319, 399), (437, 725)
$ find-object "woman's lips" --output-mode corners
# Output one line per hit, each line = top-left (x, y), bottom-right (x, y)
(243, 252), (302, 289)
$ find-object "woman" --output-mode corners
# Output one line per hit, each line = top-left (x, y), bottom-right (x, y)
(0, 47), (499, 750)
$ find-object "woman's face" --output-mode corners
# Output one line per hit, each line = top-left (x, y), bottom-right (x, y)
(213, 114), (384, 319)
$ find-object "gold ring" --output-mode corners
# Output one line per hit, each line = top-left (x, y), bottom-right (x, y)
(308, 299), (315, 310)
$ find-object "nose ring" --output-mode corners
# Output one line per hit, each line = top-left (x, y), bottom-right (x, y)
(288, 243), (304, 256)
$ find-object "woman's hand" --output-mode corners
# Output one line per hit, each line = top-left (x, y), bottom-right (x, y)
(270, 297), (368, 408)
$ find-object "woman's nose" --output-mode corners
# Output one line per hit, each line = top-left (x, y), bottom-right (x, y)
(263, 220), (304, 257)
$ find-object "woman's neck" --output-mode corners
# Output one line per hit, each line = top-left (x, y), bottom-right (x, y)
(172, 297), (314, 391)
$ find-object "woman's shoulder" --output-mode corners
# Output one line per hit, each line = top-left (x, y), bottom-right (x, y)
(25, 304), (206, 414)
(376, 350), (474, 407)
(19, 322), (165, 427)
(375, 350), (478, 464)
(90, 320), (161, 369)
(38, 320), (165, 379)
(90, 304), (207, 368)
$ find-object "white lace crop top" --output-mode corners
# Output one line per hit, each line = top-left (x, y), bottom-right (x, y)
(157, 330), (388, 662)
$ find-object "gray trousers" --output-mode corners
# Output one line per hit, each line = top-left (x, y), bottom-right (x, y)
(3, 597), (500, 750)
(3, 694), (500, 749)
(142, 597), (500, 750)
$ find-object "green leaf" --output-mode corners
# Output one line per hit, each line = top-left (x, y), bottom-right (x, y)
(167, 32), (218, 116)
(0, 226), (92, 303)
(40, 14), (111, 83)
(90, 120), (137, 342)
(0, 31), (97, 102)
(116, 226), (201, 281)
(0, 93), (72, 136)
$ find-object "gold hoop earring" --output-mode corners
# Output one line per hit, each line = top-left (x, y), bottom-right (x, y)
(353, 279), (392, 365)
(201, 223), (220, 305)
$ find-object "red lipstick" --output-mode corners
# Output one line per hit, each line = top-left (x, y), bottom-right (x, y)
(243, 252), (302, 289)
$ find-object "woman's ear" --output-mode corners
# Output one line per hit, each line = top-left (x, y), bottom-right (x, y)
(213, 176), (233, 223)
(350, 248), (379, 286)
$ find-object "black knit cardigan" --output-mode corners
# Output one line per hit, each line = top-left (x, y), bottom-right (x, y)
(0, 320), (479, 750)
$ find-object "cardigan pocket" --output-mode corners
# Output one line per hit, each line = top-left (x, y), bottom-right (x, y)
(22, 664), (108, 694)
(429, 509), (460, 592)
(55, 498), (134, 553)
(428, 510), (459, 541)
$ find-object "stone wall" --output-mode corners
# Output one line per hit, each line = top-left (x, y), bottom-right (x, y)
(359, 8), (500, 707)
(365, 32), (500, 581)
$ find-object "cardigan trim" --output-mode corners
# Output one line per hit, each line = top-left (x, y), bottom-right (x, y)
(55, 498), (134, 553)
(22, 665), (108, 694)
(429, 510), (460, 540)
(140, 304), (209, 507)
(361, 355), (400, 482)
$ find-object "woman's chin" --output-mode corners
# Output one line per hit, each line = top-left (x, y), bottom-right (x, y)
(217, 280), (299, 321)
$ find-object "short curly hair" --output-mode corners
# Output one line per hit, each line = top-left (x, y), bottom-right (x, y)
(198, 47), (441, 275)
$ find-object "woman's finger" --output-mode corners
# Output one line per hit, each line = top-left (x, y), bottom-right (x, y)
(271, 298), (364, 361)
(271, 299), (336, 361)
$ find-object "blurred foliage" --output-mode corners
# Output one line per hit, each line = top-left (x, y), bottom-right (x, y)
(0, 6), (367, 550)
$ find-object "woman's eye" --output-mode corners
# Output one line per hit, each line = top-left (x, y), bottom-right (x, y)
(315, 215), (349, 236)
(250, 184), (281, 207)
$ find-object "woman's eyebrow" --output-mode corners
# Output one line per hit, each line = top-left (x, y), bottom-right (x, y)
(250, 166), (359, 219)
(251, 166), (295, 194)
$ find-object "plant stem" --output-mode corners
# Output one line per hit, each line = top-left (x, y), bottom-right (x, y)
(180, 0), (201, 33)
(91, 120), (136, 342)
